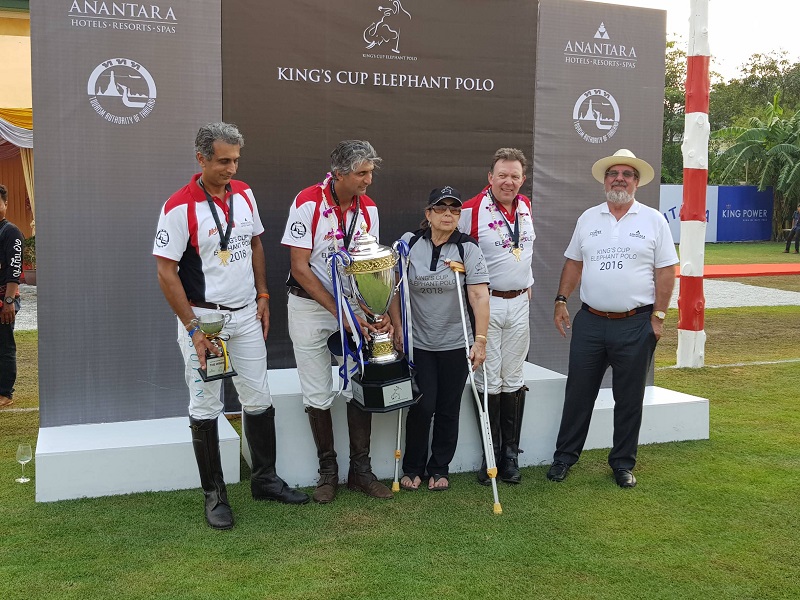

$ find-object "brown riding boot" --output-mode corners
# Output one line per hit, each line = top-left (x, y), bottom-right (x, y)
(306, 407), (339, 504)
(345, 402), (392, 499)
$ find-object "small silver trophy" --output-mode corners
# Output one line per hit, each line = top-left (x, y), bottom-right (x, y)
(196, 313), (238, 382)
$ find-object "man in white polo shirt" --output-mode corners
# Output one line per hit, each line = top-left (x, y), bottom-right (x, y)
(459, 148), (535, 485)
(547, 149), (677, 488)
(154, 122), (308, 530)
(281, 140), (392, 504)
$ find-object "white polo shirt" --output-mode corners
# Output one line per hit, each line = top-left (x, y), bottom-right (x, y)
(153, 174), (264, 307)
(565, 200), (677, 312)
(458, 186), (535, 291)
(281, 179), (379, 295)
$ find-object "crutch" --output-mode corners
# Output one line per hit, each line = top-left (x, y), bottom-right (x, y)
(392, 239), (413, 492)
(446, 259), (502, 515)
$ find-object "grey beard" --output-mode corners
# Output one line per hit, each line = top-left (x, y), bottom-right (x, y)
(606, 189), (634, 205)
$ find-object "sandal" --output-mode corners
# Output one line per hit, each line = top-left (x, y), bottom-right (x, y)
(400, 474), (421, 491)
(0, 396), (12, 408)
(428, 474), (450, 492)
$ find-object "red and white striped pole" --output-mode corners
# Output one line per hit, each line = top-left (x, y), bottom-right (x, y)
(677, 0), (710, 367)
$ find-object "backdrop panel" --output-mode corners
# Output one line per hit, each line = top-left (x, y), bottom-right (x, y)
(532, 0), (666, 378)
(222, 0), (537, 368)
(32, 0), (221, 426)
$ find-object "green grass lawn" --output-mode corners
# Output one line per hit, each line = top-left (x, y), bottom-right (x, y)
(2, 304), (800, 599)
(699, 241), (800, 265)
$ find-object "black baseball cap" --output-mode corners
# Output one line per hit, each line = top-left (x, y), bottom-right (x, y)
(427, 186), (462, 207)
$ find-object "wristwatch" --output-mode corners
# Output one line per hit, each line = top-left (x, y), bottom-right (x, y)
(4, 297), (14, 305)
(653, 310), (666, 321)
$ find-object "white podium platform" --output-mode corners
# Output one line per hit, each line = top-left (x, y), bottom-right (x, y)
(34, 362), (708, 502)
(244, 363), (710, 487)
(35, 415), (239, 502)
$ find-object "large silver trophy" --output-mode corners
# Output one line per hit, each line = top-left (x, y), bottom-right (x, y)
(341, 233), (417, 412)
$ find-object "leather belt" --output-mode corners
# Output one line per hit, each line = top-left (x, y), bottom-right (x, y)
(189, 300), (246, 312)
(583, 303), (653, 319)
(490, 288), (527, 299)
(288, 286), (313, 300)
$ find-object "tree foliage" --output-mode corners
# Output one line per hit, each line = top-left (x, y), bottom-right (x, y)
(713, 96), (800, 235)
(663, 44), (800, 235)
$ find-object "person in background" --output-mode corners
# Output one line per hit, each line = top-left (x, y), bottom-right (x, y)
(0, 183), (24, 409)
(783, 203), (800, 253)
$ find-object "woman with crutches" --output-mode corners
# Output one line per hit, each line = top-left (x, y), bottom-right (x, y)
(389, 187), (490, 492)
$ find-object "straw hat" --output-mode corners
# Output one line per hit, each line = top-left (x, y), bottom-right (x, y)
(591, 149), (655, 186)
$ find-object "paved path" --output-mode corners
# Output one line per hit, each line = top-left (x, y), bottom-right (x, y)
(13, 279), (799, 333)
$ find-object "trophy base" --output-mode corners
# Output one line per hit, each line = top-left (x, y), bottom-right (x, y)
(197, 353), (238, 382)
(350, 357), (420, 413)
(197, 367), (238, 382)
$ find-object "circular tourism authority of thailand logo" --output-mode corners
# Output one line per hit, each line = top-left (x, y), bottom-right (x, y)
(572, 88), (620, 144)
(87, 58), (157, 125)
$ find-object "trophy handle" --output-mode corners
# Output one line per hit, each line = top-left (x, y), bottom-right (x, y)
(223, 313), (232, 326)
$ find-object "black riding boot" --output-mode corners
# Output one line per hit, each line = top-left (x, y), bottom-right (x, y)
(346, 402), (392, 499)
(189, 417), (234, 530)
(498, 386), (527, 483)
(475, 393), (501, 486)
(306, 406), (339, 503)
(245, 407), (309, 504)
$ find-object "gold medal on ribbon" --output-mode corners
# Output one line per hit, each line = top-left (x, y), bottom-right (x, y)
(218, 248), (231, 266)
(512, 247), (522, 261)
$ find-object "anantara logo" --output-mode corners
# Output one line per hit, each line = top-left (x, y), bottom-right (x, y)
(87, 58), (157, 125)
(68, 1), (177, 33)
(572, 88), (619, 144)
(563, 22), (637, 70)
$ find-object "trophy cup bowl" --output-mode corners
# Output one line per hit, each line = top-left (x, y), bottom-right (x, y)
(198, 312), (229, 337)
(345, 233), (399, 364)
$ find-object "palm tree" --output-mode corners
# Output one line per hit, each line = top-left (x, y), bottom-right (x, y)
(713, 95), (800, 237)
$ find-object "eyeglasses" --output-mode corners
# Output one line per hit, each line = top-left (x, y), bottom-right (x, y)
(430, 204), (462, 215)
(605, 170), (638, 180)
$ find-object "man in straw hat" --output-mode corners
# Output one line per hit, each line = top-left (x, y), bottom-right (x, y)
(546, 149), (677, 488)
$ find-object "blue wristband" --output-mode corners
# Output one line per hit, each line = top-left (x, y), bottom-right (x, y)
(188, 326), (200, 338)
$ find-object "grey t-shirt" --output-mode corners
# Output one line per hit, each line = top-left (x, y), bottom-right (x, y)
(401, 229), (489, 352)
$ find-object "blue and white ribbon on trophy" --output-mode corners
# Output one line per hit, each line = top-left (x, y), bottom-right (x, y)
(328, 249), (365, 391)
(392, 239), (415, 367)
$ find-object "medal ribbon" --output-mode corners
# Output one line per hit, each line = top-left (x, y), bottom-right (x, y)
(330, 180), (361, 250)
(200, 180), (234, 253)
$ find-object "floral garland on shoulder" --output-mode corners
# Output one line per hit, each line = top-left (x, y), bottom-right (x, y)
(318, 172), (366, 251)
(484, 189), (523, 252)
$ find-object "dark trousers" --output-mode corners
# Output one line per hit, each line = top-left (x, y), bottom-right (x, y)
(0, 317), (17, 399)
(403, 347), (469, 478)
(553, 309), (657, 470)
(786, 226), (800, 251)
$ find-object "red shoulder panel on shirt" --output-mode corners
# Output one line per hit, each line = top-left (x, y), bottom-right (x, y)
(163, 184), (193, 215)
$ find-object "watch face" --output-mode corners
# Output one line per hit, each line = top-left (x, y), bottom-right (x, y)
(4, 297), (14, 304)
